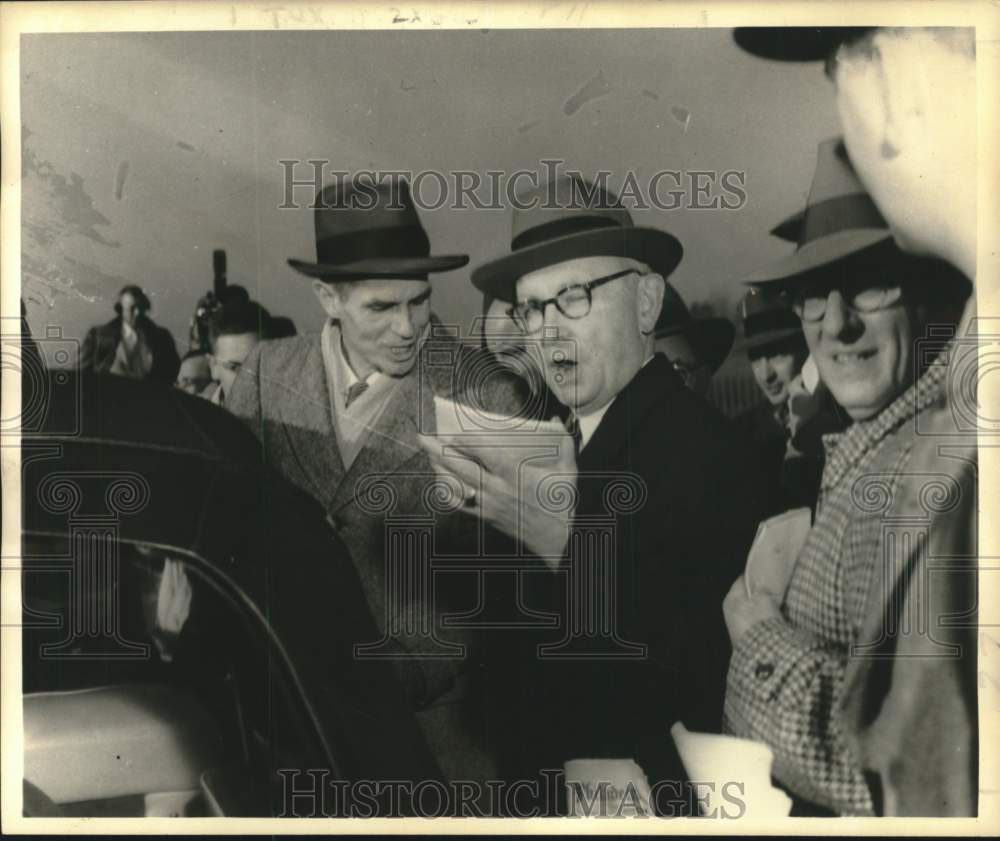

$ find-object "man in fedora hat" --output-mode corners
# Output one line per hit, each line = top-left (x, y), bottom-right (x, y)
(721, 137), (972, 815)
(226, 177), (529, 795)
(737, 274), (848, 517)
(652, 282), (735, 397)
(734, 27), (982, 816)
(424, 174), (766, 811)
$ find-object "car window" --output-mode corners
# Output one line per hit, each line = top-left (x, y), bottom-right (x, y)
(22, 533), (326, 815)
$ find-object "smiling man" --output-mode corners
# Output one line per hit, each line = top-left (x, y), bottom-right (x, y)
(226, 178), (527, 796)
(465, 176), (766, 813)
(722, 138), (971, 815)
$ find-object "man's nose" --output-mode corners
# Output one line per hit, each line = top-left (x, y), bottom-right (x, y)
(820, 289), (856, 339)
(393, 308), (416, 338)
(540, 300), (567, 335)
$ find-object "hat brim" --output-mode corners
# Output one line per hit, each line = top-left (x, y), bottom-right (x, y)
(471, 227), (683, 303)
(743, 229), (893, 286)
(288, 254), (469, 279)
(655, 317), (735, 374)
(742, 326), (805, 352)
(733, 27), (874, 62)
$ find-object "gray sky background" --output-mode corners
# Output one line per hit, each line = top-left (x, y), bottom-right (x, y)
(20, 28), (841, 353)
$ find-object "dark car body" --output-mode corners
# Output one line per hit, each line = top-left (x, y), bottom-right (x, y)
(20, 372), (442, 816)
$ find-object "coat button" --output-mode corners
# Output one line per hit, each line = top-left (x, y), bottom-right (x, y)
(754, 662), (774, 680)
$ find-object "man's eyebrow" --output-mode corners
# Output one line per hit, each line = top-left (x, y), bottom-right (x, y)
(409, 288), (432, 304)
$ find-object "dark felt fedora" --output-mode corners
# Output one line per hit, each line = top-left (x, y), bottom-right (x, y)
(734, 27), (875, 62)
(471, 174), (683, 303)
(287, 178), (468, 280)
(743, 138), (892, 286)
(654, 282), (735, 374)
(739, 285), (803, 352)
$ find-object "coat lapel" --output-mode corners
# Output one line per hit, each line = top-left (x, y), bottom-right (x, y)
(579, 354), (679, 472)
(328, 364), (427, 515)
(275, 337), (346, 510)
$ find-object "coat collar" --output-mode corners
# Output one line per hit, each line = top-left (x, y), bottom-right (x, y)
(328, 364), (427, 514)
(274, 336), (345, 508)
(578, 353), (683, 470)
(820, 353), (948, 491)
(273, 332), (440, 515)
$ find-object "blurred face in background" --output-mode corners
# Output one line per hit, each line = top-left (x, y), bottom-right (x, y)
(210, 332), (259, 396)
(483, 296), (548, 395)
(654, 332), (712, 396)
(314, 279), (432, 380)
(118, 292), (143, 327)
(176, 354), (213, 395)
(749, 340), (808, 408)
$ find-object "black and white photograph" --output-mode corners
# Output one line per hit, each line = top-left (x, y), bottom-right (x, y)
(2, 1), (997, 830)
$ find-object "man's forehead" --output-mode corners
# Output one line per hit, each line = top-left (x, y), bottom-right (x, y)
(341, 278), (431, 302)
(216, 331), (259, 352)
(516, 255), (638, 297)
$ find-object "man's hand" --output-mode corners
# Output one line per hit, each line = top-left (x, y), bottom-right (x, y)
(417, 423), (576, 568)
(723, 575), (782, 647)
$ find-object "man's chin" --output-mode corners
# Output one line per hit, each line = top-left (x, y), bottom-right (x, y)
(381, 358), (418, 378)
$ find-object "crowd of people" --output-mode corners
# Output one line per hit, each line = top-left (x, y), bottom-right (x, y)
(62, 26), (978, 818)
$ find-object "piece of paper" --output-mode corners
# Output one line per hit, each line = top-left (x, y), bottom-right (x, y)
(433, 394), (566, 437)
(427, 397), (573, 507)
(743, 507), (811, 599)
(670, 722), (792, 818)
(563, 758), (653, 818)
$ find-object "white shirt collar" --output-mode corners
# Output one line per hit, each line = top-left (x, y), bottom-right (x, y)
(573, 354), (656, 451)
(576, 402), (613, 450)
(323, 320), (384, 403)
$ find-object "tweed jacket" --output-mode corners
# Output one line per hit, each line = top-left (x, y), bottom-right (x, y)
(225, 327), (530, 784)
(840, 331), (978, 816)
(79, 316), (181, 384)
(724, 357), (950, 815)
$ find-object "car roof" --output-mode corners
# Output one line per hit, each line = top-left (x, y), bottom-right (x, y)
(26, 371), (262, 460)
(23, 373), (277, 554)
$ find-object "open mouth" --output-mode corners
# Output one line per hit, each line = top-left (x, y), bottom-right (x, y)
(831, 349), (877, 364)
(550, 352), (577, 372)
(388, 345), (415, 359)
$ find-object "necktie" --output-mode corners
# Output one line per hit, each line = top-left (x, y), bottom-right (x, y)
(345, 380), (369, 408)
(565, 413), (582, 456)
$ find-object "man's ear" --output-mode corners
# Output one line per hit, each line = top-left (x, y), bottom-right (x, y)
(637, 272), (666, 334)
(312, 280), (342, 320)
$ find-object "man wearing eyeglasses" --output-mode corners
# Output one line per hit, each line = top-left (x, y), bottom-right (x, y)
(732, 26), (982, 818)
(448, 175), (766, 812)
(721, 137), (971, 815)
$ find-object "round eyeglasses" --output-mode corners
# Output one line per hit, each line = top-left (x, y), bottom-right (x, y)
(506, 269), (638, 334)
(790, 278), (904, 323)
